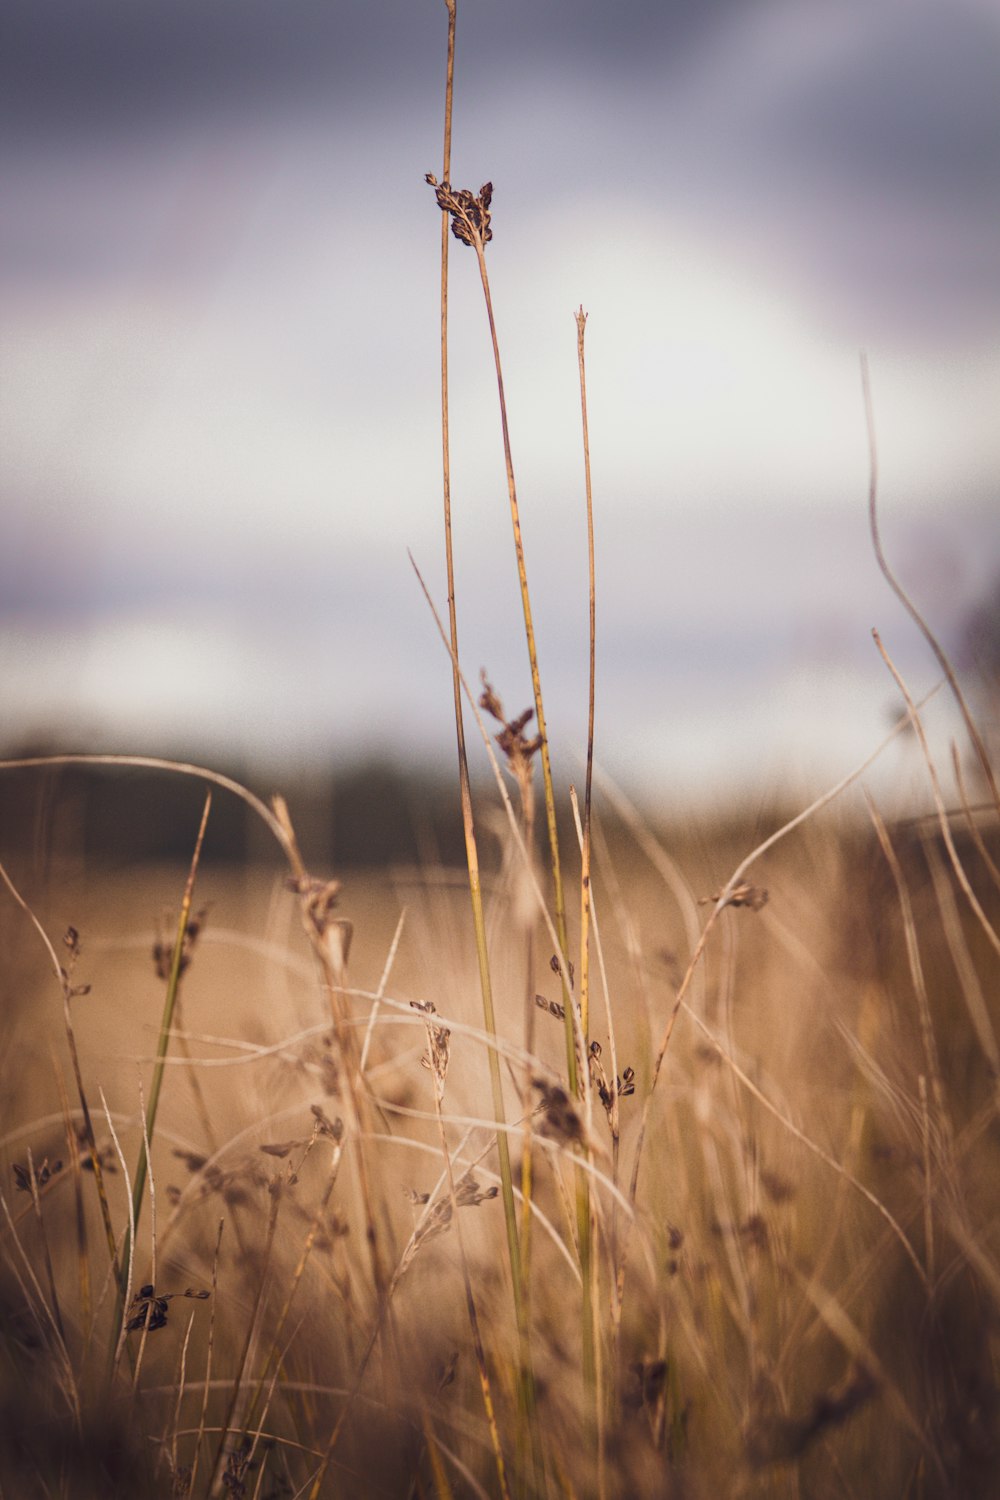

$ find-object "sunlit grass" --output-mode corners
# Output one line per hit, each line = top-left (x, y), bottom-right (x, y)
(1, 5), (998, 1496)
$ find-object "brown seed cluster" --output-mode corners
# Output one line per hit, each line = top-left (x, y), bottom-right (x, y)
(479, 671), (542, 818)
(167, 1147), (272, 1210)
(152, 906), (209, 981)
(402, 1172), (498, 1266)
(411, 1000), (451, 1088)
(60, 925), (91, 998)
(426, 173), (494, 249)
(533, 1079), (585, 1147)
(535, 992), (566, 1021)
(698, 882), (769, 913)
(125, 1282), (209, 1334)
(587, 1040), (635, 1118)
(12, 1157), (62, 1192)
(745, 1365), (877, 1467)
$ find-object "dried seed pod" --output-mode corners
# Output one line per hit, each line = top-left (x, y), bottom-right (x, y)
(535, 993), (566, 1021)
(310, 1104), (344, 1140)
(411, 1000), (451, 1086)
(533, 1078), (585, 1147)
(427, 176), (495, 249)
(699, 882), (768, 912)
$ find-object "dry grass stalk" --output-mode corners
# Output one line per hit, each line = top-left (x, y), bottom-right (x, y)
(2, 12), (999, 1498)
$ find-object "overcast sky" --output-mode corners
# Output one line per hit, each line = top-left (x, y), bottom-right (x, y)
(2, 0), (998, 808)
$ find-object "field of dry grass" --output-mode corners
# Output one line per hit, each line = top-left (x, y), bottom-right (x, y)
(1, 774), (998, 1498)
(4, 8), (998, 1496)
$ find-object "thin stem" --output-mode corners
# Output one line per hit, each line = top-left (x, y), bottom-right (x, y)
(120, 790), (212, 1340)
(872, 630), (1000, 962)
(207, 1184), (283, 1498)
(865, 792), (952, 1161)
(470, 236), (574, 1091)
(626, 679), (945, 1208)
(575, 305), (596, 1045)
(427, 1054), (512, 1500)
(680, 1004), (929, 1292)
(271, 797), (394, 1311)
(0, 857), (122, 1292)
(574, 305), (602, 1487)
(435, 0), (519, 1281)
(862, 352), (999, 811)
(431, 10), (537, 1479)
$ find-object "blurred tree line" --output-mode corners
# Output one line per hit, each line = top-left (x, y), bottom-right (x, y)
(0, 754), (470, 870)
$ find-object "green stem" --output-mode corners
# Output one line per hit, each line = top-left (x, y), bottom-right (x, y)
(118, 792), (211, 1338)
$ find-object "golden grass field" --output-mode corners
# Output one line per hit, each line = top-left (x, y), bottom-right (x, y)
(2, 770), (998, 1498)
(3, 10), (998, 1495)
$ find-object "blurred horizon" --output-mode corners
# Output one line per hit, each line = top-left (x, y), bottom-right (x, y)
(2, 0), (998, 814)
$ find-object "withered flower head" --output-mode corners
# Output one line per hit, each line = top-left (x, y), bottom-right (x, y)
(126, 1285), (170, 1332)
(587, 1042), (636, 1117)
(125, 1283), (208, 1333)
(411, 1000), (451, 1086)
(426, 173), (494, 249)
(479, 672), (543, 799)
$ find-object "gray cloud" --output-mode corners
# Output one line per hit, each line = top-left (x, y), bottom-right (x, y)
(3, 0), (998, 794)
(5, 1), (998, 341)
(767, 10), (1000, 202)
(2, 1), (731, 139)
